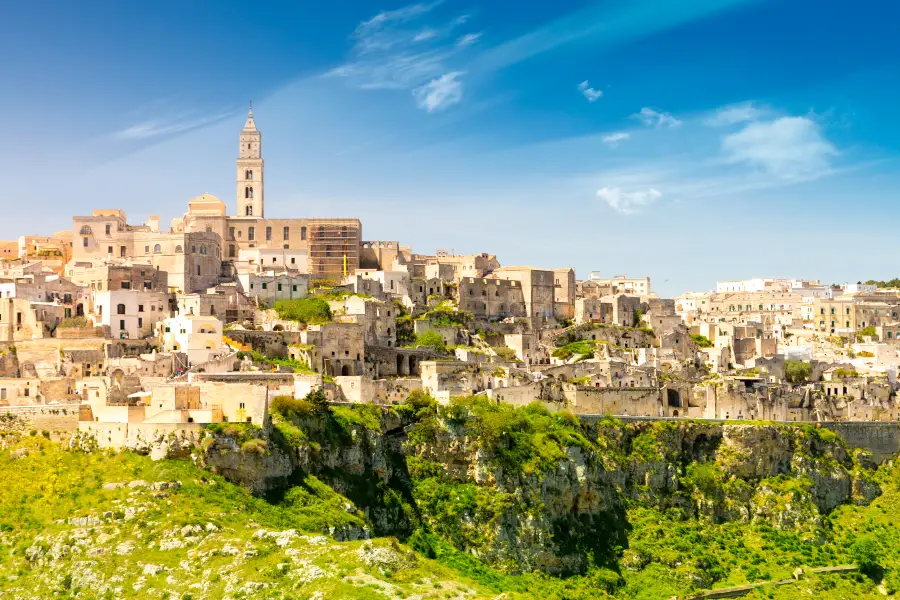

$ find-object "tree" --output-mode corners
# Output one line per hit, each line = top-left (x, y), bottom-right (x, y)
(784, 360), (812, 383)
(851, 536), (882, 578)
(415, 330), (446, 353)
(272, 298), (331, 324)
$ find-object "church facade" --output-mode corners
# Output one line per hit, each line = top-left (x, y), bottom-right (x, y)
(71, 107), (362, 295)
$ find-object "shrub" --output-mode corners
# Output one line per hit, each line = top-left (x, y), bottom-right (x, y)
(240, 438), (268, 455)
(270, 396), (314, 420)
(851, 536), (881, 578)
(272, 298), (332, 324)
(690, 334), (713, 348)
(415, 330), (446, 353)
(784, 360), (812, 383)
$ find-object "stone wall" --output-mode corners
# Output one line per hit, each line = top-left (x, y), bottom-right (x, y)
(0, 403), (80, 436)
(820, 421), (900, 464)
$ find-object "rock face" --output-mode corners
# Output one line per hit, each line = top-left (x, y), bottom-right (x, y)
(199, 411), (884, 575)
(200, 436), (294, 495)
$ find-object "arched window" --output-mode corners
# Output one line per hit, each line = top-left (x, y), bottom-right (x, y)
(175, 245), (183, 253)
(245, 205), (252, 216)
(246, 169), (252, 180)
(248, 187), (253, 198)
(200, 245), (207, 255)
(153, 244), (161, 254)
(245, 187), (250, 199)
(117, 304), (126, 315)
(79, 225), (92, 235)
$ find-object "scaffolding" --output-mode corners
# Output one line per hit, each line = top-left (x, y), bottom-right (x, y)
(307, 218), (361, 278)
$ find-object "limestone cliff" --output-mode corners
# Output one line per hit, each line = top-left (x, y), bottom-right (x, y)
(197, 400), (884, 575)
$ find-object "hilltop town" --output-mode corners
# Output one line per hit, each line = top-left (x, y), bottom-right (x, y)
(2, 108), (900, 449)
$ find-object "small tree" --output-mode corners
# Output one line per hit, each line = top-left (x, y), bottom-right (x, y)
(415, 330), (446, 353)
(784, 360), (812, 383)
(851, 536), (882, 578)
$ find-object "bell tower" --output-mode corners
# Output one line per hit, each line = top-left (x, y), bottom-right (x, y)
(237, 104), (264, 218)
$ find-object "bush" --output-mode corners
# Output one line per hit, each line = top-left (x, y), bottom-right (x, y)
(270, 396), (314, 420)
(851, 536), (881, 578)
(690, 334), (713, 348)
(273, 298), (332, 324)
(240, 439), (268, 455)
(415, 330), (446, 353)
(784, 360), (812, 383)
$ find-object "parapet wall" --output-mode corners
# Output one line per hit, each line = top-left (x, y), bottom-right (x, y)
(820, 421), (900, 463)
(0, 403), (80, 436)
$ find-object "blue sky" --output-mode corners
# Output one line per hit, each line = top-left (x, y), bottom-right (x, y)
(3, 0), (900, 296)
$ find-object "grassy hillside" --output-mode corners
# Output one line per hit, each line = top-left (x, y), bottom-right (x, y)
(3, 410), (900, 598)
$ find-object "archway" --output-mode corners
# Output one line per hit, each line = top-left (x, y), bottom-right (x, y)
(76, 304), (84, 317)
(396, 354), (405, 376)
(408, 356), (417, 375)
(672, 410), (679, 417)
(341, 364), (351, 377)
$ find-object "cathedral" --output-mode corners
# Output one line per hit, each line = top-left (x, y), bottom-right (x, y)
(71, 107), (363, 296)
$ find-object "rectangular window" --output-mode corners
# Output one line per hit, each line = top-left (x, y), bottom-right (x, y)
(24, 388), (29, 397)
(290, 257), (295, 264)
(165, 326), (170, 332)
(248, 227), (255, 241)
(229, 227), (235, 240)
(138, 317), (143, 328)
(229, 244), (235, 258)
(301, 226), (307, 240)
(83, 237), (88, 247)
(262, 282), (267, 289)
(120, 246), (126, 257)
(119, 319), (125, 330)
(138, 304), (144, 312)
(144, 281), (152, 290)
(107, 246), (113, 254)
(277, 284), (282, 291)
(283, 226), (289, 240)
(145, 245), (150, 253)
(292, 285), (297, 292)
(120, 281), (130, 289)
(266, 226), (272, 241)
(105, 224), (111, 235)
(250, 283), (254, 289)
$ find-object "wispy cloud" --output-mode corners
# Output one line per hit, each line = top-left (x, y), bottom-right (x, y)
(114, 110), (236, 140)
(473, 0), (756, 73)
(326, 2), (477, 112)
(602, 132), (630, 147)
(633, 107), (681, 128)
(413, 28), (438, 42)
(456, 32), (482, 47)
(705, 102), (764, 126)
(722, 116), (838, 179)
(578, 80), (603, 103)
(597, 186), (662, 214)
(414, 71), (464, 112)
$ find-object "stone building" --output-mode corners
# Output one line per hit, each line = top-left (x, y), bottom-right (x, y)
(492, 266), (556, 321)
(458, 277), (527, 320)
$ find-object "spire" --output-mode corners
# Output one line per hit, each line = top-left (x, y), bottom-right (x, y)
(243, 102), (257, 131)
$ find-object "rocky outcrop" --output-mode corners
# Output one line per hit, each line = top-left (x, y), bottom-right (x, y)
(199, 410), (886, 574)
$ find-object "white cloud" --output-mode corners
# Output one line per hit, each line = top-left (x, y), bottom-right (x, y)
(602, 132), (630, 147)
(413, 71), (464, 112)
(326, 2), (476, 112)
(633, 107), (681, 128)
(705, 102), (763, 126)
(722, 116), (838, 178)
(456, 32), (482, 47)
(413, 29), (437, 42)
(578, 80), (603, 103)
(597, 186), (662, 214)
(114, 110), (235, 140)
